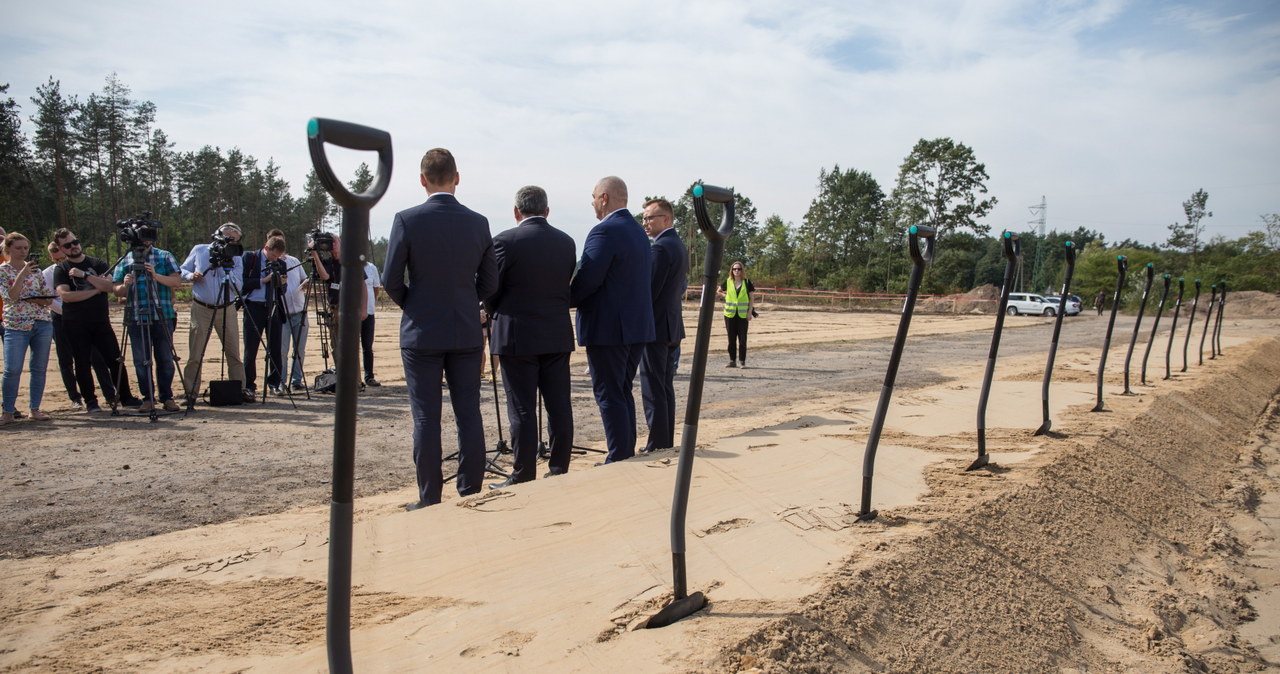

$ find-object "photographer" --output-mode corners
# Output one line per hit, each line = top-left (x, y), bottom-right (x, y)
(111, 234), (183, 413)
(277, 241), (309, 392)
(309, 232), (367, 360)
(241, 233), (288, 396)
(53, 229), (140, 413)
(180, 223), (251, 403)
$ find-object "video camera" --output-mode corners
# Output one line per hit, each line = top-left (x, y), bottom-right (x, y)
(307, 228), (334, 253)
(209, 232), (244, 269)
(116, 212), (162, 249)
(265, 257), (289, 276)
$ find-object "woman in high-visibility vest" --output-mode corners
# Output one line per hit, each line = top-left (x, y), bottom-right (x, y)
(717, 261), (755, 368)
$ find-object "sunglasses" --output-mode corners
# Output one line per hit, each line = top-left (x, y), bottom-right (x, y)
(731, 267), (743, 271)
(60, 239), (81, 250)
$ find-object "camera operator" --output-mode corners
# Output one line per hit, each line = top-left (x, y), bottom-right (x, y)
(52, 229), (141, 413)
(242, 233), (288, 396)
(277, 240), (309, 392)
(181, 222), (252, 404)
(309, 232), (367, 357)
(111, 234), (183, 413)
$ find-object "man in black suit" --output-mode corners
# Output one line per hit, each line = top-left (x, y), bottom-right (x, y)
(384, 148), (498, 510)
(570, 177), (655, 463)
(485, 186), (577, 487)
(639, 197), (688, 454)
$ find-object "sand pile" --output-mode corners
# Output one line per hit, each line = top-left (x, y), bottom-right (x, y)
(716, 339), (1280, 673)
(1224, 290), (1280, 318)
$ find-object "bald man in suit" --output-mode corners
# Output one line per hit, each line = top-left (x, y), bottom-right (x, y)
(570, 176), (655, 463)
(384, 148), (498, 510)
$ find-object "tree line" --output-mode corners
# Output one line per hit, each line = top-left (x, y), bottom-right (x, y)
(0, 75), (339, 265)
(3, 75), (1276, 300)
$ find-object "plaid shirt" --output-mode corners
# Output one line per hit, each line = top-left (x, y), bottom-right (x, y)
(113, 246), (181, 323)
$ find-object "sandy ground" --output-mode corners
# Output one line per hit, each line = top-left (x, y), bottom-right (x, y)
(1, 301), (1278, 672)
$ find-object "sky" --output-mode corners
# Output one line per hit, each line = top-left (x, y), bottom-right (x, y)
(3, 0), (1279, 253)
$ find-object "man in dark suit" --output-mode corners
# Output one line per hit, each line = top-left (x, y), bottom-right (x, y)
(570, 176), (655, 463)
(485, 186), (577, 487)
(639, 197), (688, 454)
(384, 148), (498, 510)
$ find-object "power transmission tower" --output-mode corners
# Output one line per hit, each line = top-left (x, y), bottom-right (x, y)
(1025, 196), (1047, 293)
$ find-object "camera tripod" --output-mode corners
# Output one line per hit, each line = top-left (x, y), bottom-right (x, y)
(243, 258), (299, 408)
(110, 247), (190, 422)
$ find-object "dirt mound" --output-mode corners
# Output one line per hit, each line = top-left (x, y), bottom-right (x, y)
(1225, 290), (1280, 318)
(715, 339), (1280, 673)
(963, 283), (1001, 300)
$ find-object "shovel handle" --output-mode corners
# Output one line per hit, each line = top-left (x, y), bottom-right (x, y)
(908, 225), (936, 265)
(692, 184), (735, 243)
(306, 118), (393, 209)
(1116, 254), (1128, 275)
(1002, 231), (1020, 261)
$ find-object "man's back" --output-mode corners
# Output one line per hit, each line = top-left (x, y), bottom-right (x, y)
(488, 217), (576, 357)
(570, 209), (655, 347)
(385, 193), (497, 351)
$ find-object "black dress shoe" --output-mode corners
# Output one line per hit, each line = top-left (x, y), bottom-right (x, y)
(543, 470), (566, 478)
(488, 477), (528, 490)
(405, 500), (434, 512)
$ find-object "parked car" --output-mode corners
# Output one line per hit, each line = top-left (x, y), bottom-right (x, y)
(1041, 294), (1083, 316)
(1005, 292), (1057, 316)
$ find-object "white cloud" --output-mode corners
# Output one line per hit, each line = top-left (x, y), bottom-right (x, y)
(3, 0), (1277, 251)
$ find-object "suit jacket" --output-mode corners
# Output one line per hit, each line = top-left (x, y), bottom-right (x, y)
(485, 216), (577, 357)
(569, 208), (655, 347)
(384, 192), (498, 351)
(649, 228), (688, 345)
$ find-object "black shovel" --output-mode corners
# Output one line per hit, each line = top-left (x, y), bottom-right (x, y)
(1213, 280), (1227, 357)
(307, 118), (393, 674)
(1162, 278), (1184, 380)
(1199, 284), (1217, 365)
(1122, 263), (1155, 394)
(970, 231), (1019, 472)
(856, 224), (936, 521)
(1092, 255), (1128, 413)
(1180, 279), (1201, 372)
(1034, 241), (1076, 436)
(644, 183), (734, 629)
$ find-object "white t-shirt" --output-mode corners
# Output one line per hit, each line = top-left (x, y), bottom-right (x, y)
(42, 264), (62, 314)
(363, 262), (382, 316)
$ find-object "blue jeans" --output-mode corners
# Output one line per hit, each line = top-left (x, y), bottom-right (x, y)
(3, 320), (54, 414)
(279, 311), (309, 387)
(128, 319), (177, 402)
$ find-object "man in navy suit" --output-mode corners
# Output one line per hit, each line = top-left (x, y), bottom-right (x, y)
(485, 186), (577, 487)
(639, 197), (688, 453)
(570, 177), (655, 463)
(384, 148), (498, 510)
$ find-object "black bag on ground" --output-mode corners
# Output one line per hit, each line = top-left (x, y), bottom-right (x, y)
(208, 380), (243, 406)
(313, 369), (337, 394)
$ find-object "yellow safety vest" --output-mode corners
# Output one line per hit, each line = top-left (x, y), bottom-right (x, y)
(724, 278), (749, 318)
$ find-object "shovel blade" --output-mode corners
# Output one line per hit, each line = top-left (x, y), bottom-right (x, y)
(1033, 419), (1051, 436)
(643, 591), (707, 629)
(966, 453), (990, 472)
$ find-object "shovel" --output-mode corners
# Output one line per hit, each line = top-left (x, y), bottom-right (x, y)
(1034, 241), (1076, 436)
(1180, 279), (1200, 372)
(1213, 280), (1227, 357)
(644, 183), (734, 629)
(1092, 256), (1128, 413)
(1139, 274), (1172, 385)
(1162, 278), (1184, 380)
(970, 231), (1019, 471)
(856, 224), (936, 521)
(307, 118), (393, 674)
(1199, 284), (1217, 365)
(1122, 263), (1155, 394)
